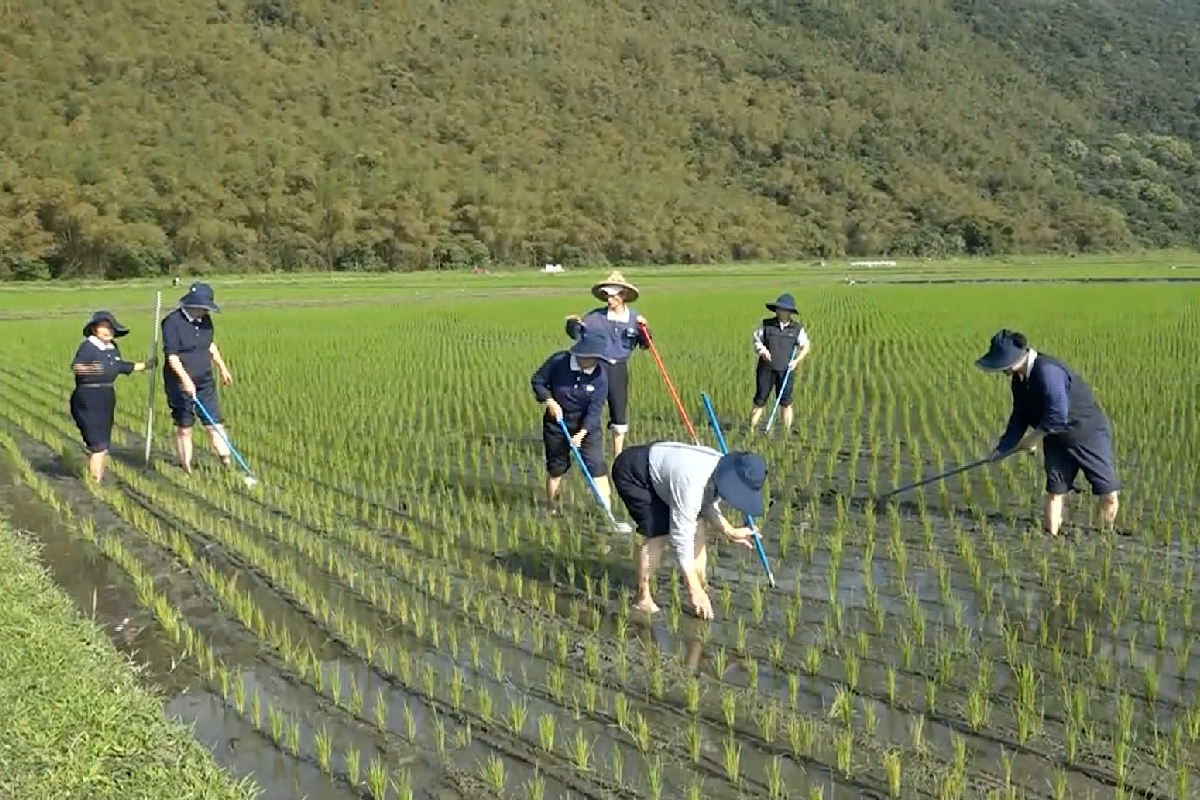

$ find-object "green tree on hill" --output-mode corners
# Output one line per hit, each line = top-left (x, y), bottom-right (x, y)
(0, 0), (1197, 279)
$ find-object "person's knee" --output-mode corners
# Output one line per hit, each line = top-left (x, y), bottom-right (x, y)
(610, 423), (629, 435)
(1044, 476), (1071, 495)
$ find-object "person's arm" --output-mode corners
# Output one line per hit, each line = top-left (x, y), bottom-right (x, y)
(634, 315), (651, 349)
(70, 343), (103, 379)
(1016, 363), (1070, 451)
(564, 316), (582, 339)
(752, 325), (769, 360)
(994, 385), (1028, 456)
(530, 354), (557, 402)
(161, 317), (196, 392)
(209, 342), (230, 379)
(789, 327), (811, 368)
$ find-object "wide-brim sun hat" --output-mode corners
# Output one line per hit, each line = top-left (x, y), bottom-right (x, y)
(766, 293), (798, 314)
(179, 281), (220, 312)
(83, 310), (129, 338)
(590, 270), (640, 303)
(976, 329), (1028, 372)
(569, 329), (616, 363)
(712, 451), (767, 518)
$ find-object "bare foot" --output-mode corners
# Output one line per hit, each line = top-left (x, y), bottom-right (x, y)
(633, 596), (660, 614)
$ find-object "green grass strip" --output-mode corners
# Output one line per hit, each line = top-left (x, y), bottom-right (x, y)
(0, 518), (257, 800)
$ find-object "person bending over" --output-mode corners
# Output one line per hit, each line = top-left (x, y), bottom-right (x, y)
(976, 329), (1120, 536)
(611, 441), (765, 620)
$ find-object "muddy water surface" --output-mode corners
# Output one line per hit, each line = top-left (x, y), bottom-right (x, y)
(0, 450), (353, 800)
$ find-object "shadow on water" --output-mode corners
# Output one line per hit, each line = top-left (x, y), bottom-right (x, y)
(495, 532), (640, 598)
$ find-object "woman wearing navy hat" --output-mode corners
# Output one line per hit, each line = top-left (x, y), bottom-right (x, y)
(610, 441), (765, 620)
(69, 311), (154, 482)
(977, 329), (1120, 536)
(160, 282), (235, 473)
(749, 293), (810, 433)
(531, 328), (626, 521)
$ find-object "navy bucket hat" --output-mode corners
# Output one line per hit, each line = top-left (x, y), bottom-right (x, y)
(83, 310), (129, 338)
(712, 451), (767, 517)
(976, 329), (1029, 372)
(766, 293), (797, 314)
(179, 282), (220, 312)
(569, 329), (616, 363)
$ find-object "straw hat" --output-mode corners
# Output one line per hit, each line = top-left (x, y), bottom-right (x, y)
(590, 270), (640, 303)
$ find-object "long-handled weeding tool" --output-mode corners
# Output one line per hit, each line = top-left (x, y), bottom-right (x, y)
(557, 417), (632, 533)
(638, 320), (699, 445)
(763, 343), (799, 434)
(142, 290), (162, 467)
(193, 397), (259, 488)
(879, 449), (1021, 500)
(700, 392), (776, 587)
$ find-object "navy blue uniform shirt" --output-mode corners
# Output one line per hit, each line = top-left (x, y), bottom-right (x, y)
(564, 307), (649, 363)
(71, 337), (135, 386)
(530, 351), (608, 433)
(997, 350), (1107, 452)
(161, 307), (214, 383)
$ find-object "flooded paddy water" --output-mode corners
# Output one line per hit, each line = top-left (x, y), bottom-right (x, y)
(1, 282), (1199, 799)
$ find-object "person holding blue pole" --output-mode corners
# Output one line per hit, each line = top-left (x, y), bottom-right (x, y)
(610, 441), (765, 620)
(530, 329), (617, 513)
(749, 293), (810, 433)
(161, 282), (235, 474)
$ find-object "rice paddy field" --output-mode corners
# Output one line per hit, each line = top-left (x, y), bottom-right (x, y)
(1, 255), (1199, 800)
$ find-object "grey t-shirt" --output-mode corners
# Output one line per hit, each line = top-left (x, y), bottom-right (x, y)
(647, 442), (726, 570)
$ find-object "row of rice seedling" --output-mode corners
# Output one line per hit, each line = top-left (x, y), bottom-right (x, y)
(2, 279), (1199, 799)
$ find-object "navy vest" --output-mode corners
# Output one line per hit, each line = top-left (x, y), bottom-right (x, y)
(760, 318), (804, 371)
(1011, 353), (1107, 444)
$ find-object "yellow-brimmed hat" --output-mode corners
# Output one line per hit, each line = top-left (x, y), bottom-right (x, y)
(590, 270), (640, 303)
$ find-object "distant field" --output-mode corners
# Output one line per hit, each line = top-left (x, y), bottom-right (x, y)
(1, 258), (1199, 799)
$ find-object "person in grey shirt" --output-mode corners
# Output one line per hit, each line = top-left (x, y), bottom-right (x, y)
(610, 441), (766, 620)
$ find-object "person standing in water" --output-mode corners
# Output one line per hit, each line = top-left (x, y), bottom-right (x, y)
(976, 329), (1120, 536)
(161, 282), (235, 474)
(530, 329), (630, 529)
(564, 270), (651, 458)
(69, 311), (153, 482)
(610, 441), (765, 620)
(749, 293), (810, 433)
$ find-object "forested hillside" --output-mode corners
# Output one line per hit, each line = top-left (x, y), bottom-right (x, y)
(1, 0), (1198, 278)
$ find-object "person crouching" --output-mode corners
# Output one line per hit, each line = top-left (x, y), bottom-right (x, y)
(531, 329), (619, 517)
(69, 311), (153, 482)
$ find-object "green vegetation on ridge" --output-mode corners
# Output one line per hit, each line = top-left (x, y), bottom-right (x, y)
(1, 0), (1198, 278)
(0, 511), (255, 800)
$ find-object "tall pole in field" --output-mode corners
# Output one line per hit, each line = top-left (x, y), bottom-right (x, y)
(143, 291), (161, 467)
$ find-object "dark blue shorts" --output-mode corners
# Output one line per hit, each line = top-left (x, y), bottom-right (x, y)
(1043, 431), (1120, 496)
(611, 443), (671, 539)
(753, 363), (795, 408)
(164, 376), (221, 428)
(542, 414), (606, 478)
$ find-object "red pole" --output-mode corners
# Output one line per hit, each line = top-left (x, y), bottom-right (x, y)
(638, 321), (699, 445)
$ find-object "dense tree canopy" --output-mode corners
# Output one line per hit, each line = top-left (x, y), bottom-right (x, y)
(0, 0), (1197, 278)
